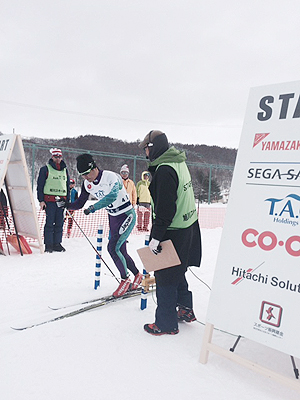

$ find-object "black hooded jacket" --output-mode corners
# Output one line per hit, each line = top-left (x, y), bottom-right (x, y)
(146, 138), (202, 285)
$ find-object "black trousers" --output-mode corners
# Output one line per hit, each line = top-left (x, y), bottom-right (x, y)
(153, 221), (201, 331)
(44, 202), (64, 245)
(154, 272), (193, 331)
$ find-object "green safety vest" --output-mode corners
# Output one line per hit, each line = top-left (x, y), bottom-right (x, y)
(43, 164), (67, 197)
(156, 161), (197, 230)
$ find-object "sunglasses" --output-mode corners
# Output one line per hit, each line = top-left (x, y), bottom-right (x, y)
(143, 143), (153, 152)
(80, 167), (93, 176)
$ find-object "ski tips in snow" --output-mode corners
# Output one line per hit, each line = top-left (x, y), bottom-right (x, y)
(11, 288), (151, 331)
(48, 287), (143, 310)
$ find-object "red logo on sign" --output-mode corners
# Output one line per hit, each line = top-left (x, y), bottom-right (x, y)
(253, 133), (270, 148)
(241, 228), (300, 257)
(259, 301), (283, 327)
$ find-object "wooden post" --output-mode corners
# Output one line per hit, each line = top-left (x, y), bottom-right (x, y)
(199, 323), (214, 364)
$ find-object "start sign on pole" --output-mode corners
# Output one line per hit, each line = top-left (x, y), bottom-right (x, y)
(206, 81), (300, 359)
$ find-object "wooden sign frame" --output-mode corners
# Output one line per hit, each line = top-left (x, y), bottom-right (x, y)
(0, 134), (43, 253)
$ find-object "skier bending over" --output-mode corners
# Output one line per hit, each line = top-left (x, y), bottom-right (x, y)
(58, 153), (142, 297)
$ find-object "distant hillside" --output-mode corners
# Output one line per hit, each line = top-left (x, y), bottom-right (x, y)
(172, 141), (237, 166)
(21, 134), (236, 192)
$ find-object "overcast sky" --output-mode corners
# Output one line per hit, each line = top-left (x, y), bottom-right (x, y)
(1, 0), (300, 149)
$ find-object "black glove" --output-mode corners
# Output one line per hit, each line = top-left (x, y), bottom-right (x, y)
(55, 196), (66, 209)
(84, 205), (95, 215)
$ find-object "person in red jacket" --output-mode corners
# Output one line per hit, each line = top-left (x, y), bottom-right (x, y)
(0, 188), (8, 254)
(0, 188), (8, 230)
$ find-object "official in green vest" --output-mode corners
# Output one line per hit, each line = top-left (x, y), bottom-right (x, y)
(37, 148), (70, 253)
(140, 130), (202, 336)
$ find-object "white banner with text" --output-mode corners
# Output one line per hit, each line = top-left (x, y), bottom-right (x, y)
(207, 81), (300, 358)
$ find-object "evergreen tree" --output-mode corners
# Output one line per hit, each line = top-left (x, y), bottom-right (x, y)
(195, 170), (221, 203)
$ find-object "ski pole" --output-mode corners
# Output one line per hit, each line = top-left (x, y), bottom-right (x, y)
(65, 209), (120, 283)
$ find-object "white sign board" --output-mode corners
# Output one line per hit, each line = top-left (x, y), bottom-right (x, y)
(0, 134), (43, 252)
(206, 81), (300, 358)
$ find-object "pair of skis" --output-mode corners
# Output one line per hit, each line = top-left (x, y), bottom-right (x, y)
(11, 288), (145, 331)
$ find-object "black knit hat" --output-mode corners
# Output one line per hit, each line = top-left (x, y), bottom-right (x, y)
(139, 130), (165, 149)
(76, 153), (97, 175)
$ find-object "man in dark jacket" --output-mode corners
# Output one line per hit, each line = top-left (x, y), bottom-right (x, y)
(140, 130), (202, 335)
(0, 188), (8, 230)
(0, 188), (7, 255)
(37, 148), (70, 253)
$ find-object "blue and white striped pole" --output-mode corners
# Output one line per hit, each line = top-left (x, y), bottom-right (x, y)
(140, 234), (150, 310)
(94, 225), (103, 290)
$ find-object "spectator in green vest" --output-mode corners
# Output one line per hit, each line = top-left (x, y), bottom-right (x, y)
(37, 148), (70, 253)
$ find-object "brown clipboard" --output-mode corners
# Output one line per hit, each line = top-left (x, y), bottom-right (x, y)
(137, 239), (181, 272)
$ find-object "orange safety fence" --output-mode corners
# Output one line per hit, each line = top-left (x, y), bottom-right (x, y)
(198, 206), (227, 229)
(0, 206), (226, 246)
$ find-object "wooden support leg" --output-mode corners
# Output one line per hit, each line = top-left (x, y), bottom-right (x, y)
(199, 323), (214, 364)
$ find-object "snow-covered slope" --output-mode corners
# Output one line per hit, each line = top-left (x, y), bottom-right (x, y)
(0, 228), (299, 399)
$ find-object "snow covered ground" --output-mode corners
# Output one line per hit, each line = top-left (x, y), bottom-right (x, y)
(1, 228), (299, 399)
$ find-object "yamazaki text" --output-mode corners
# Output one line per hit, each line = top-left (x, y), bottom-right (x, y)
(241, 228), (300, 257)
